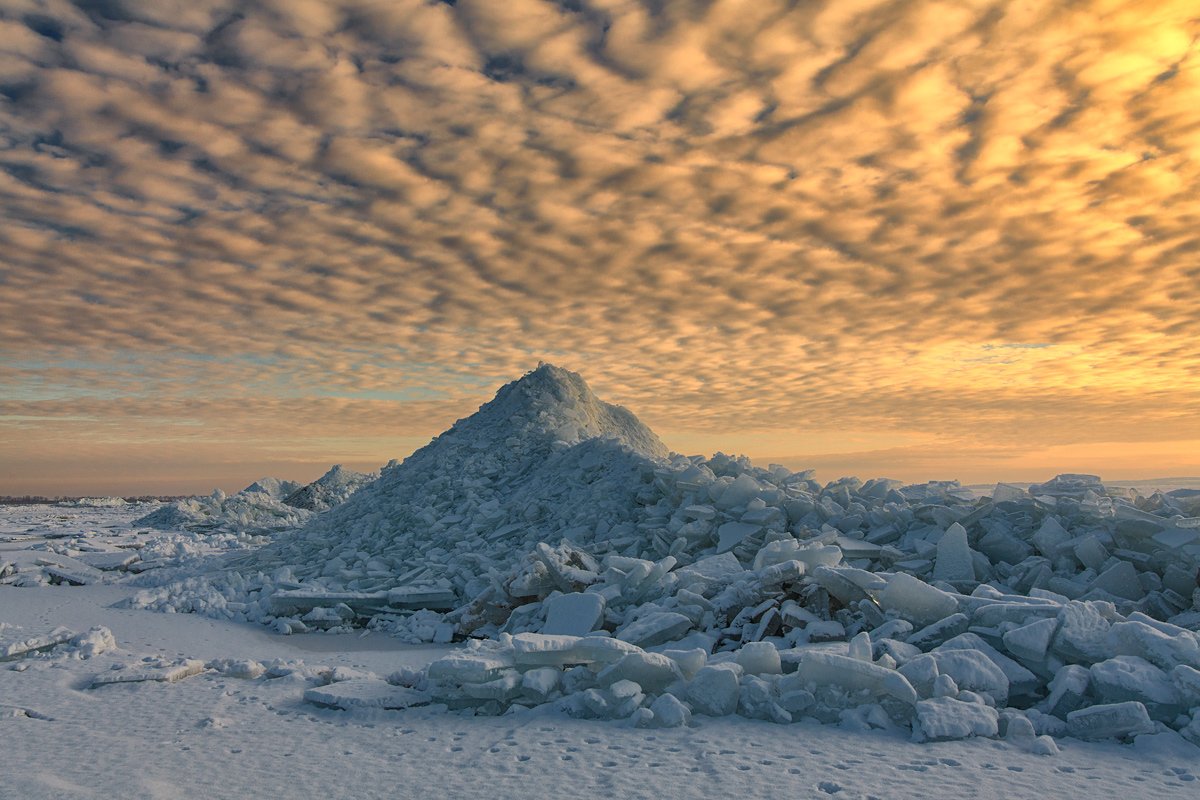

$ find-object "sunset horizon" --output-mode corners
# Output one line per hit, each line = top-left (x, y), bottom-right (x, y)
(3, 0), (1198, 495)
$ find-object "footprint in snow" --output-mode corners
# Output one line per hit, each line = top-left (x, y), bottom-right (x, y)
(817, 781), (842, 794)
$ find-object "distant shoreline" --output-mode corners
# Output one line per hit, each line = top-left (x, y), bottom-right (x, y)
(0, 495), (194, 506)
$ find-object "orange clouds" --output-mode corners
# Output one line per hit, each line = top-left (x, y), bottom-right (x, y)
(1, 0), (1198, 494)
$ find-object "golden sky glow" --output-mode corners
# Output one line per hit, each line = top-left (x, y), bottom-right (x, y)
(2, 0), (1199, 495)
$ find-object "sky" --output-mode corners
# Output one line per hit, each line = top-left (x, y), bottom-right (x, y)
(1, 0), (1199, 496)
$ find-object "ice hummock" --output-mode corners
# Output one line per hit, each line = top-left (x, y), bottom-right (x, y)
(240, 363), (671, 590)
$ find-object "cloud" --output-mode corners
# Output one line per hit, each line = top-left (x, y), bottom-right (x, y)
(1, 0), (1198, 492)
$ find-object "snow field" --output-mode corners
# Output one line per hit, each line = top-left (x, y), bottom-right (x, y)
(2, 585), (1198, 800)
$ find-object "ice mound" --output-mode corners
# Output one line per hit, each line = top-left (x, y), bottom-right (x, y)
(282, 465), (378, 512)
(134, 364), (1200, 746)
(241, 363), (670, 589)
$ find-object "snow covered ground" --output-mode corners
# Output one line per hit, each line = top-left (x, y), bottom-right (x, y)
(0, 502), (1196, 798)
(3, 577), (1198, 800)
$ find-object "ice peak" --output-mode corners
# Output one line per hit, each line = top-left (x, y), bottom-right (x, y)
(457, 364), (669, 459)
(319, 464), (348, 481)
(500, 363), (600, 410)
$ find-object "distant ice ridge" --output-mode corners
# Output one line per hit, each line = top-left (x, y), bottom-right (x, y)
(135, 484), (313, 535)
(134, 467), (378, 535)
(59, 497), (130, 507)
(241, 477), (304, 500)
(129, 365), (1200, 745)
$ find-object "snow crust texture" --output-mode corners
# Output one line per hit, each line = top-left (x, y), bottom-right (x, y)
(76, 366), (1200, 745)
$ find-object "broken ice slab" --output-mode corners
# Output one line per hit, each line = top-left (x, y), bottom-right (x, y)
(72, 551), (140, 571)
(1051, 601), (1113, 663)
(647, 693), (691, 728)
(936, 633), (1039, 700)
(913, 697), (999, 741)
(387, 586), (458, 611)
(901, 650), (1009, 705)
(968, 600), (1060, 629)
(303, 679), (431, 710)
(791, 651), (918, 705)
(1002, 617), (1059, 664)
(736, 641), (782, 675)
(1066, 700), (1155, 740)
(615, 611), (692, 648)
(878, 572), (959, 627)
(811, 566), (872, 606)
(458, 671), (523, 702)
(1152, 526), (1200, 550)
(0, 626), (76, 661)
(1089, 656), (1184, 722)
(541, 592), (605, 636)
(90, 660), (206, 688)
(687, 663), (742, 716)
(755, 560), (805, 587)
(597, 651), (683, 693)
(672, 553), (744, 589)
(427, 651), (515, 684)
(484, 522), (526, 542)
(268, 590), (390, 616)
(1108, 619), (1200, 671)
(35, 554), (104, 585)
(834, 536), (882, 559)
(1042, 664), (1090, 718)
(907, 613), (969, 650)
(932, 523), (975, 584)
(510, 633), (641, 667)
(1090, 561), (1145, 601)
(682, 504), (716, 521)
(716, 521), (760, 553)
(990, 484), (1028, 503)
(1031, 517), (1072, 559)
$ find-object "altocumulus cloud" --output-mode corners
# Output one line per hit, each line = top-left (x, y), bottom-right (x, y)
(1, 0), (1199, 492)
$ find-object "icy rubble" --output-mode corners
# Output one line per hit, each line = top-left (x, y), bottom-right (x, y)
(135, 484), (313, 534)
(133, 365), (1200, 745)
(0, 523), (277, 587)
